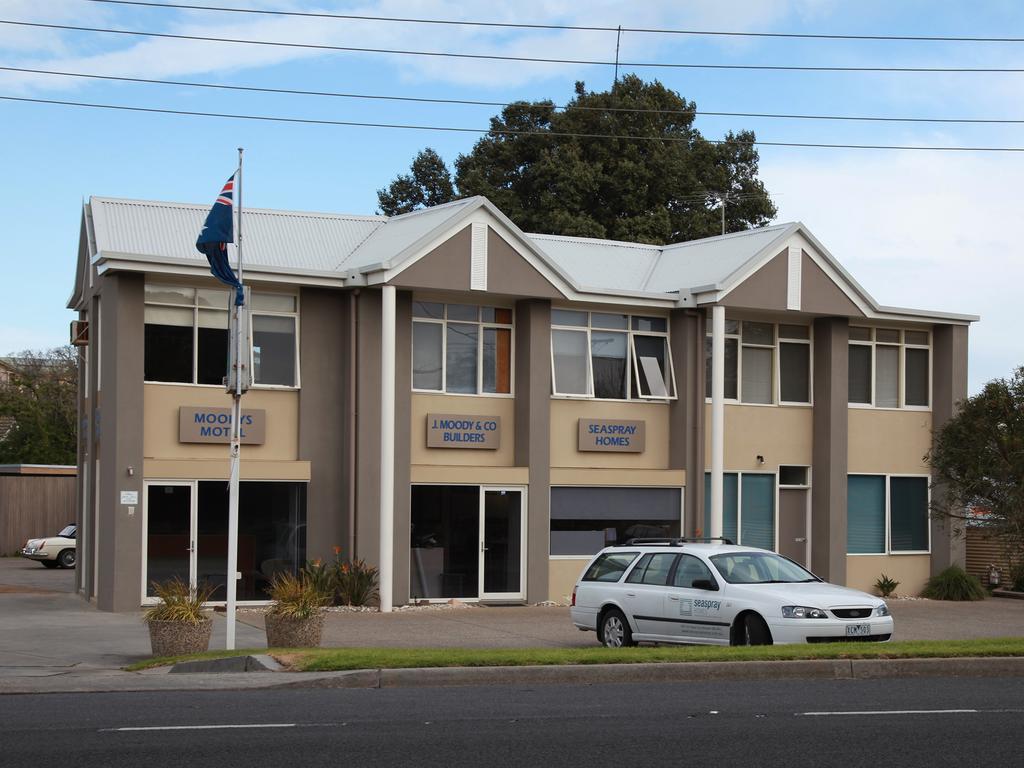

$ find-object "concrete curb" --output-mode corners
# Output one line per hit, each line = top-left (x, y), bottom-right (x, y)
(3, 656), (1024, 695)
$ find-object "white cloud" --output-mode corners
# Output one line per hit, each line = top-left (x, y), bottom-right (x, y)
(762, 148), (1024, 392)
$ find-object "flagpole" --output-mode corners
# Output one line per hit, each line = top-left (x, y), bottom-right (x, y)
(226, 147), (244, 650)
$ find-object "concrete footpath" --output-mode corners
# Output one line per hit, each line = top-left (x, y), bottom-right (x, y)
(3, 557), (1024, 694)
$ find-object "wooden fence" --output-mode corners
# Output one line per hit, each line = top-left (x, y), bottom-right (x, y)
(966, 526), (1023, 587)
(0, 468), (77, 555)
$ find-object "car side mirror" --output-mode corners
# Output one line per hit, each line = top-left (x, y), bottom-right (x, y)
(691, 579), (718, 591)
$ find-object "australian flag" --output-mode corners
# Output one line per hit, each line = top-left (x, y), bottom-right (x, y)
(196, 173), (244, 306)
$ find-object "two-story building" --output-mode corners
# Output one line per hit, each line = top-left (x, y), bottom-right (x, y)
(67, 195), (975, 611)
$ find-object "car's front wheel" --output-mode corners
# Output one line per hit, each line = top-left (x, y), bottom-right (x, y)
(57, 549), (76, 569)
(734, 613), (772, 646)
(598, 608), (635, 648)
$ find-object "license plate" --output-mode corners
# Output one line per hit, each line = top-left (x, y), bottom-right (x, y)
(846, 623), (871, 637)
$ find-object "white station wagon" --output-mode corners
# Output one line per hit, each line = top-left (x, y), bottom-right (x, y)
(570, 539), (893, 647)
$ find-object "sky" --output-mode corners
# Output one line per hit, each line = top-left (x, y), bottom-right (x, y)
(1, 0), (1022, 394)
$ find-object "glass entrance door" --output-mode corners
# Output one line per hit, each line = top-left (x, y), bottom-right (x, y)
(144, 483), (195, 600)
(480, 488), (524, 600)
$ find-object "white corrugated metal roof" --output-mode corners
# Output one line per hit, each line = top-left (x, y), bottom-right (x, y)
(527, 233), (662, 293)
(89, 197), (384, 273)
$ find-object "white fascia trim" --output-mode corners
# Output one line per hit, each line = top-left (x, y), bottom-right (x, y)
(94, 252), (348, 289)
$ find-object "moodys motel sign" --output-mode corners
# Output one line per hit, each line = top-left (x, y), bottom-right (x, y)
(178, 407), (267, 444)
(426, 413), (500, 450)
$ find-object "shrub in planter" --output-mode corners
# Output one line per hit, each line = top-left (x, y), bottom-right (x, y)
(144, 578), (215, 657)
(921, 566), (986, 601)
(265, 571), (330, 648)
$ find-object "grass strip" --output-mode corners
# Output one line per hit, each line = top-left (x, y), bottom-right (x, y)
(127, 638), (1024, 673)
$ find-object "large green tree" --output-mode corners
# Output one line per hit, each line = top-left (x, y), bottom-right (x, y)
(929, 366), (1024, 588)
(377, 75), (776, 243)
(0, 347), (78, 465)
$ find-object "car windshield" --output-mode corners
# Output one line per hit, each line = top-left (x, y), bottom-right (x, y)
(709, 552), (819, 584)
(57, 525), (76, 538)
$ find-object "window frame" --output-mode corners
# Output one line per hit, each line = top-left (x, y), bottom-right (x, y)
(143, 283), (301, 390)
(410, 301), (516, 398)
(550, 309), (676, 401)
(705, 319), (813, 407)
(847, 327), (932, 411)
(847, 473), (932, 556)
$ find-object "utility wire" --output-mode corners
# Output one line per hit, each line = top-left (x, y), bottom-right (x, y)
(85, 1), (1024, 43)
(6, 20), (1024, 73)
(5, 66), (1023, 125)
(3, 94), (1023, 152)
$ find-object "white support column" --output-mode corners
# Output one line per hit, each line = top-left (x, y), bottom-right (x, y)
(710, 304), (725, 539)
(379, 285), (396, 613)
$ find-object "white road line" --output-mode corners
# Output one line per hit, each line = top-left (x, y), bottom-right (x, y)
(797, 709), (978, 717)
(101, 724), (299, 732)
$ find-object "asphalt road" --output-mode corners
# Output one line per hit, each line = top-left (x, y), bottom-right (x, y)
(2, 676), (1020, 768)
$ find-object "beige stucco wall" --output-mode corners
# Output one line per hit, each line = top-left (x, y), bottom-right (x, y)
(703, 404), (814, 470)
(143, 384), (299, 461)
(551, 400), (670, 469)
(848, 409), (932, 474)
(411, 393), (516, 467)
(549, 558), (590, 604)
(846, 554), (931, 597)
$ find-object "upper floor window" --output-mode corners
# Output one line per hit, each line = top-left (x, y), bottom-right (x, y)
(550, 310), (676, 400)
(848, 327), (929, 408)
(705, 320), (811, 405)
(144, 284), (298, 387)
(412, 301), (512, 395)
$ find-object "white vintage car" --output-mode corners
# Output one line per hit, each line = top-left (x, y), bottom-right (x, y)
(21, 524), (77, 569)
(570, 539), (893, 647)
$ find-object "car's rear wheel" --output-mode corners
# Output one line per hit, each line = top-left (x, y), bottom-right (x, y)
(40, 560), (59, 569)
(598, 609), (635, 648)
(738, 613), (772, 646)
(57, 549), (76, 569)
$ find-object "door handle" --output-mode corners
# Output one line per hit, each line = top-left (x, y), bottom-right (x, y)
(626, 592), (636, 597)
(668, 596), (679, 601)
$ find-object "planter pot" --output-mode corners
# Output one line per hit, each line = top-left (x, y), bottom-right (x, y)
(265, 611), (325, 648)
(147, 617), (213, 657)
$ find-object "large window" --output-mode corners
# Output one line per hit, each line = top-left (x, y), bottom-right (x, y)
(847, 475), (930, 554)
(703, 472), (776, 551)
(848, 327), (930, 408)
(705, 320), (811, 405)
(549, 487), (682, 556)
(144, 284), (298, 387)
(412, 301), (513, 395)
(550, 310), (676, 400)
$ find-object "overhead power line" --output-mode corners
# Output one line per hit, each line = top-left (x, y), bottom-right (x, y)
(85, 1), (1024, 43)
(5, 66), (1023, 125)
(6, 20), (1024, 73)
(3, 94), (1023, 152)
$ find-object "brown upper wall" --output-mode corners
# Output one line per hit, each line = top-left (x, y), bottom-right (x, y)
(800, 252), (864, 317)
(721, 249), (788, 311)
(390, 224), (563, 299)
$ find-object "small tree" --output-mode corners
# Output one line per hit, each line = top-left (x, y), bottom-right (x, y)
(0, 347), (78, 465)
(929, 367), (1024, 588)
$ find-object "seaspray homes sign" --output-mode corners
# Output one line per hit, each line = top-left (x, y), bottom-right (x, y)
(179, 407), (266, 444)
(426, 413), (500, 449)
(578, 418), (645, 453)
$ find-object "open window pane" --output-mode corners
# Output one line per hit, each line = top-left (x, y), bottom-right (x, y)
(413, 322), (443, 390)
(144, 305), (193, 383)
(552, 329), (590, 395)
(633, 335), (670, 397)
(482, 328), (512, 394)
(780, 342), (810, 402)
(890, 477), (929, 551)
(905, 348), (929, 406)
(741, 346), (772, 404)
(445, 323), (478, 394)
(875, 345), (899, 408)
(847, 475), (885, 554)
(592, 330), (627, 399)
(252, 315), (296, 386)
(848, 345), (872, 404)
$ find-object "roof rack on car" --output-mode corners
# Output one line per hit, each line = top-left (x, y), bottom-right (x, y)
(623, 537), (735, 546)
